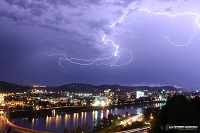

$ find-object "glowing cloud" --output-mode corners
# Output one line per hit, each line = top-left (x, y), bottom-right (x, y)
(138, 8), (200, 46)
(50, 6), (200, 69)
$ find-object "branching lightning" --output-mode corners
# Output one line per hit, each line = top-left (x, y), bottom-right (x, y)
(48, 9), (134, 69)
(110, 11), (128, 28)
(49, 7), (200, 69)
(138, 8), (200, 46)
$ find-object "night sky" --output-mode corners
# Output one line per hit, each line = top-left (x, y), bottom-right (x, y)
(0, 0), (200, 87)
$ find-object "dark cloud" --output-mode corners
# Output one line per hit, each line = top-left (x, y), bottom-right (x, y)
(113, 0), (141, 7)
(0, 0), (200, 88)
(5, 0), (30, 8)
(5, 0), (48, 10)
(45, 0), (103, 7)
(30, 8), (44, 16)
(86, 0), (103, 5)
(0, 0), (106, 43)
(46, 0), (79, 7)
(86, 19), (110, 30)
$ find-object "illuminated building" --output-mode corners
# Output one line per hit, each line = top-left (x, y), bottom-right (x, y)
(0, 94), (7, 105)
(104, 89), (111, 96)
(7, 100), (24, 106)
(136, 91), (144, 99)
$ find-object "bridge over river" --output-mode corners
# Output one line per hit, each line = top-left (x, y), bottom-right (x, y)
(0, 116), (56, 133)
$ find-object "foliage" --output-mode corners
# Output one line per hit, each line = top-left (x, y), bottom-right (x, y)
(143, 107), (160, 121)
(64, 128), (69, 133)
(71, 128), (76, 133)
(76, 126), (83, 133)
(150, 95), (200, 133)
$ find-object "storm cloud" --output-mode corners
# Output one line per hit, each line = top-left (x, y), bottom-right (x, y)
(0, 0), (200, 89)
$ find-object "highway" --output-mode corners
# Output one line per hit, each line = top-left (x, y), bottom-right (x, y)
(115, 114), (150, 133)
(119, 114), (143, 125)
(115, 126), (150, 133)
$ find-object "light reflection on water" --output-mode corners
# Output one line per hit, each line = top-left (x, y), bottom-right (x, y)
(11, 103), (165, 133)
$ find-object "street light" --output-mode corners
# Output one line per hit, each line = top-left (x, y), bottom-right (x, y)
(150, 113), (153, 120)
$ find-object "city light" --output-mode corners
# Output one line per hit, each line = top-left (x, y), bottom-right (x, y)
(100, 101), (105, 106)
(136, 91), (144, 99)
(0, 0), (200, 133)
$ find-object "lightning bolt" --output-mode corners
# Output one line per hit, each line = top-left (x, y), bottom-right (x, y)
(138, 8), (200, 46)
(47, 9), (133, 69)
(110, 11), (128, 28)
(48, 7), (200, 69)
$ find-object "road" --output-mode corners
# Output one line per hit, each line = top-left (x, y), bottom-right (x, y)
(119, 114), (143, 125)
(115, 126), (150, 133)
(116, 114), (150, 133)
(0, 116), (8, 133)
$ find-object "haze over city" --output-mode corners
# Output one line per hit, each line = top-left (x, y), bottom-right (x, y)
(0, 0), (200, 88)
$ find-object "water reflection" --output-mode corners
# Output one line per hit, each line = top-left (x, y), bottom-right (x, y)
(105, 109), (109, 118)
(12, 104), (165, 133)
(65, 114), (70, 128)
(94, 111), (98, 121)
(73, 113), (79, 128)
(46, 116), (51, 128)
(80, 112), (86, 124)
(101, 110), (103, 119)
(31, 118), (34, 128)
(56, 114), (62, 129)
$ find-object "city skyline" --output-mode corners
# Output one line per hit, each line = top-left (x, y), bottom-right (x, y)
(0, 0), (200, 88)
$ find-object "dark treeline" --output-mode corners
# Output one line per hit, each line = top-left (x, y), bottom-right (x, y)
(150, 95), (200, 133)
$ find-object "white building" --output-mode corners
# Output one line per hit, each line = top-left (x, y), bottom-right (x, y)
(136, 91), (144, 99)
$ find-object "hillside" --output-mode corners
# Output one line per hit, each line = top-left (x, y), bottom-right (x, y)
(0, 81), (31, 93)
(0, 81), (180, 93)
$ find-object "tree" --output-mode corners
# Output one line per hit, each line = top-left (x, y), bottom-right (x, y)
(108, 114), (113, 125)
(143, 107), (154, 121)
(76, 126), (83, 133)
(71, 129), (76, 133)
(150, 95), (200, 133)
(64, 128), (69, 133)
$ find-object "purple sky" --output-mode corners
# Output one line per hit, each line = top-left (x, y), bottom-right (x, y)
(0, 0), (200, 88)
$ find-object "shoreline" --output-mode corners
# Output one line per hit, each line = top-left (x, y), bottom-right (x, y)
(9, 101), (165, 118)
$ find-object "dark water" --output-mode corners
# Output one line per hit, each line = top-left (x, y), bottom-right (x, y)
(11, 103), (164, 133)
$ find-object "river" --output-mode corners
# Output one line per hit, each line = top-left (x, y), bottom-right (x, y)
(10, 103), (164, 133)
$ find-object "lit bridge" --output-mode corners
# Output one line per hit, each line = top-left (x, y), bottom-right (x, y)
(0, 116), (56, 133)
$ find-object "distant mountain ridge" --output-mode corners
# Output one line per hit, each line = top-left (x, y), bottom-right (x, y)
(0, 81), (30, 93)
(0, 81), (181, 93)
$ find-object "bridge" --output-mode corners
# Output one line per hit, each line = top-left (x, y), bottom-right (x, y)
(0, 106), (56, 133)
(0, 116), (56, 133)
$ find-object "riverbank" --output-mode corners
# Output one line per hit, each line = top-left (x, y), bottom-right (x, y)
(9, 101), (165, 118)
(10, 103), (165, 133)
